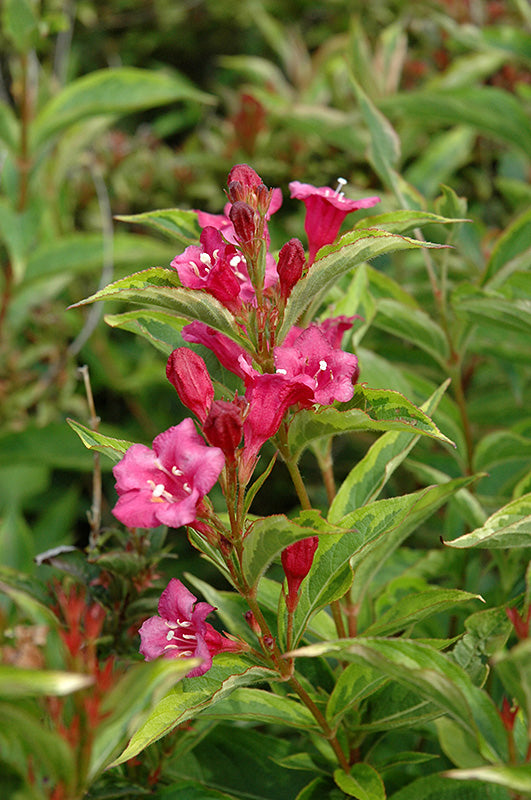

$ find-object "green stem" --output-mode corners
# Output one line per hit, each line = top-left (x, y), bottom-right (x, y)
(288, 674), (350, 772)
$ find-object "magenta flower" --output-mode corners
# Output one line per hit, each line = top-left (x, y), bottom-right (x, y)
(139, 578), (242, 676)
(112, 419), (224, 529)
(171, 227), (242, 312)
(289, 179), (380, 264)
(274, 325), (359, 405)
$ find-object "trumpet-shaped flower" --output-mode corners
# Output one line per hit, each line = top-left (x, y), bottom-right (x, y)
(139, 578), (242, 676)
(289, 179), (380, 264)
(274, 325), (359, 405)
(112, 419), (224, 529)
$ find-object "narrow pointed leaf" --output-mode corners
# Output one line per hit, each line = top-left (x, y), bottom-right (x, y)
(373, 298), (450, 366)
(32, 67), (212, 148)
(67, 419), (133, 463)
(355, 209), (469, 234)
(289, 384), (453, 459)
(361, 589), (482, 637)
(110, 656), (276, 766)
(278, 230), (446, 340)
(90, 657), (200, 780)
(115, 208), (201, 246)
(329, 380), (450, 522)
(445, 492), (531, 549)
(445, 765), (531, 794)
(72, 268), (250, 350)
(200, 687), (318, 729)
(290, 638), (507, 763)
(0, 665), (93, 698)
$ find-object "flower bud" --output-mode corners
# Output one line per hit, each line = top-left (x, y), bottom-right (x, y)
(203, 400), (243, 461)
(277, 238), (306, 298)
(229, 200), (257, 245)
(227, 164), (263, 189)
(281, 536), (318, 613)
(166, 348), (214, 423)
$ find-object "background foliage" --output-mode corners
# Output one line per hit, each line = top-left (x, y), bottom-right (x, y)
(1, 1), (531, 798)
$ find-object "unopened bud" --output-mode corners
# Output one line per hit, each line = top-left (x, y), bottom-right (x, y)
(227, 164), (263, 189)
(277, 238), (306, 299)
(166, 348), (214, 423)
(244, 610), (261, 635)
(203, 400), (243, 461)
(281, 536), (319, 613)
(229, 201), (257, 245)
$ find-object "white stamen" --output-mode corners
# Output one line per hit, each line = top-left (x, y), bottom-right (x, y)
(166, 630), (175, 641)
(334, 177), (347, 195)
(178, 650), (194, 657)
(212, 249), (219, 259)
(152, 483), (166, 497)
(199, 252), (212, 266)
(178, 620), (192, 628)
(319, 360), (328, 371)
(229, 255), (242, 268)
(276, 368), (287, 375)
(182, 482), (192, 494)
(182, 633), (197, 640)
(172, 466), (183, 476)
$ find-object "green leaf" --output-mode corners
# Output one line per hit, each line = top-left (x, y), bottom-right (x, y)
(445, 492), (531, 549)
(110, 655), (276, 767)
(67, 419), (134, 463)
(32, 67), (212, 148)
(290, 638), (507, 763)
(115, 208), (201, 246)
(327, 662), (386, 727)
(199, 687), (318, 729)
(355, 209), (468, 234)
(361, 589), (482, 637)
(330, 380), (450, 522)
(380, 87), (531, 158)
(0, 665), (93, 698)
(453, 284), (531, 337)
(334, 763), (386, 800)
(73, 268), (251, 351)
(278, 230), (446, 341)
(2, 0), (38, 52)
(241, 513), (344, 590)
(436, 718), (489, 769)
(89, 656), (200, 780)
(405, 127), (476, 199)
(445, 764), (531, 795)
(350, 72), (401, 194)
(0, 702), (76, 790)
(289, 384), (453, 459)
(105, 309), (187, 356)
(388, 773), (502, 799)
(347, 476), (479, 605)
(372, 298), (450, 366)
(21, 232), (177, 287)
(482, 207), (531, 287)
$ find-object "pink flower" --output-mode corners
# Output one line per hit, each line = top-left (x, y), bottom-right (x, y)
(289, 179), (380, 264)
(166, 348), (214, 424)
(274, 325), (359, 405)
(181, 321), (253, 380)
(282, 537), (319, 613)
(112, 419), (224, 529)
(139, 578), (242, 676)
(171, 227), (242, 312)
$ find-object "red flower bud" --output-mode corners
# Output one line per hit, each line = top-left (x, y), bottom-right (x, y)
(166, 348), (214, 423)
(229, 200), (257, 245)
(277, 238), (306, 298)
(281, 536), (318, 613)
(203, 400), (243, 461)
(506, 606), (531, 639)
(228, 164), (263, 189)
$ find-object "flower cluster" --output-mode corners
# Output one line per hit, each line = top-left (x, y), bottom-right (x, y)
(110, 164), (379, 675)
